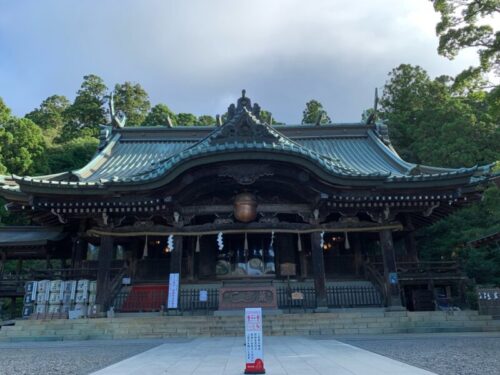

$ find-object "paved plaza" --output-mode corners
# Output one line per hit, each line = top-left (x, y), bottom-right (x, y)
(0, 333), (499, 374)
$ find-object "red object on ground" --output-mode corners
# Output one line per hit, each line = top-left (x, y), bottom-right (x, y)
(245, 359), (266, 374)
(121, 284), (168, 312)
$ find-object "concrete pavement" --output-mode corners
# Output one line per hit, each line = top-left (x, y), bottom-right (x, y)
(91, 336), (437, 375)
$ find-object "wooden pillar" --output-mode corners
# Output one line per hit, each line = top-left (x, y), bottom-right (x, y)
(72, 237), (86, 270)
(311, 232), (327, 310)
(379, 229), (403, 309)
(96, 236), (114, 312)
(16, 259), (23, 279)
(403, 214), (418, 262)
(0, 251), (5, 280)
(352, 233), (363, 277)
(299, 235), (308, 279)
(187, 237), (195, 281)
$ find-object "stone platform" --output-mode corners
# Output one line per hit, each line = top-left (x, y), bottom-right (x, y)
(1, 310), (499, 342)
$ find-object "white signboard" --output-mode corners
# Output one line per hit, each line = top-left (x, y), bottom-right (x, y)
(244, 307), (265, 374)
(31, 281), (38, 302)
(167, 273), (179, 309)
(199, 290), (208, 302)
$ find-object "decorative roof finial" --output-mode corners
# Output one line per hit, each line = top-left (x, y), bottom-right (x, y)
(242, 89), (246, 98)
(216, 114), (222, 126)
(109, 92), (126, 128)
(166, 115), (174, 128)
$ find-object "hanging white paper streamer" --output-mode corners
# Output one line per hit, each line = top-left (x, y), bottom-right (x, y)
(344, 232), (350, 249)
(217, 232), (224, 251)
(168, 235), (174, 251)
(270, 231), (275, 247)
(297, 233), (302, 252)
(142, 235), (148, 258)
(320, 231), (325, 249)
(195, 235), (201, 253)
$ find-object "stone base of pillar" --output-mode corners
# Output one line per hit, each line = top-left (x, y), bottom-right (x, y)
(385, 305), (406, 312)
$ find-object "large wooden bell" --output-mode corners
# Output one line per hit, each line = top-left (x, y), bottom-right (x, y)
(234, 192), (257, 222)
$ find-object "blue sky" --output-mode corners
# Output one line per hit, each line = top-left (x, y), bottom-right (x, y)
(0, 0), (478, 124)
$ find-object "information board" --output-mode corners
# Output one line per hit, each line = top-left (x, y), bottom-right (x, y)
(244, 307), (265, 374)
(167, 273), (179, 309)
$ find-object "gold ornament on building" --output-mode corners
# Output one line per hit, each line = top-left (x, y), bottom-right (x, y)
(233, 193), (257, 222)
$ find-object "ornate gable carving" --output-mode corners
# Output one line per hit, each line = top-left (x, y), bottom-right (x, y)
(209, 90), (281, 145)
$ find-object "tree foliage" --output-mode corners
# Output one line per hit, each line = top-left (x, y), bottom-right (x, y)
(196, 115), (216, 126)
(142, 104), (176, 126)
(176, 113), (198, 125)
(380, 64), (500, 167)
(301, 100), (331, 125)
(113, 82), (151, 126)
(431, 0), (500, 88)
(46, 136), (99, 172)
(59, 74), (108, 142)
(0, 117), (48, 175)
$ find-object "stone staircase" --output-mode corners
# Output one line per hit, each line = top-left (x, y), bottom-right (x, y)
(1, 310), (499, 342)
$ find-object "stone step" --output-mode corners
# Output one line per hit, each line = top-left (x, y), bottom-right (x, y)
(1, 310), (498, 342)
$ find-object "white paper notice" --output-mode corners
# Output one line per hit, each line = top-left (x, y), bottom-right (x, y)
(167, 273), (179, 309)
(244, 307), (265, 373)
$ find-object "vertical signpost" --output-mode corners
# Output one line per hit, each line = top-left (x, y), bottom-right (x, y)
(244, 307), (265, 374)
(167, 272), (180, 310)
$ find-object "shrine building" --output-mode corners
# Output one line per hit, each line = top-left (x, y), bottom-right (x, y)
(0, 91), (493, 315)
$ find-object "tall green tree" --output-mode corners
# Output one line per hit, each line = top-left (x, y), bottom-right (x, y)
(0, 117), (48, 175)
(176, 113), (197, 125)
(301, 100), (331, 125)
(26, 95), (70, 144)
(142, 104), (176, 126)
(46, 136), (98, 173)
(196, 115), (216, 126)
(60, 74), (108, 142)
(380, 64), (499, 167)
(113, 82), (151, 126)
(0, 97), (11, 124)
(431, 0), (500, 89)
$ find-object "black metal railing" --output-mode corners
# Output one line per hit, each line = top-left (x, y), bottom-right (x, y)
(112, 284), (382, 313)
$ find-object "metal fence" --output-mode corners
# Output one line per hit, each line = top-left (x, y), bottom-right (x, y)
(112, 284), (382, 313)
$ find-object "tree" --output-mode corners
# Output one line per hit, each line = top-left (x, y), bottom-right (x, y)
(25, 95), (70, 130)
(260, 110), (284, 125)
(142, 104), (176, 126)
(113, 82), (151, 126)
(196, 115), (216, 126)
(176, 113), (198, 125)
(301, 100), (331, 124)
(26, 95), (70, 144)
(0, 97), (11, 124)
(380, 64), (500, 167)
(0, 117), (48, 175)
(60, 74), (108, 142)
(431, 0), (500, 89)
(46, 136), (98, 173)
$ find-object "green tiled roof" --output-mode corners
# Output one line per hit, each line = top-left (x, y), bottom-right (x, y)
(0, 94), (492, 194)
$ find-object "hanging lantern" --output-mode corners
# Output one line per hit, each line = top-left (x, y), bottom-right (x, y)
(234, 193), (257, 222)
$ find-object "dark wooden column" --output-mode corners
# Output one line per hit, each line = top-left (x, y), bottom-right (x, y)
(96, 235), (114, 311)
(403, 214), (418, 262)
(379, 229), (403, 309)
(352, 233), (363, 277)
(311, 232), (327, 310)
(72, 237), (87, 270)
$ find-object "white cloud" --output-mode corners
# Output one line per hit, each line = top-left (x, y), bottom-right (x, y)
(0, 0), (480, 123)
